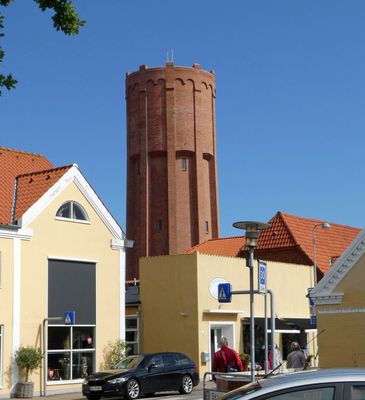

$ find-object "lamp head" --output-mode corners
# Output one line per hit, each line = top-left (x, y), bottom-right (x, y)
(322, 222), (330, 229)
(233, 221), (270, 249)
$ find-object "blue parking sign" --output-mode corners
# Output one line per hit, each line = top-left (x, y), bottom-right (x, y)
(258, 261), (267, 294)
(218, 283), (232, 303)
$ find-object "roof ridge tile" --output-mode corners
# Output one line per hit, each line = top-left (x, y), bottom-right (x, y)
(16, 164), (73, 179)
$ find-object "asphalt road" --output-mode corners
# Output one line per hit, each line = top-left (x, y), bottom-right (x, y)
(33, 385), (205, 400)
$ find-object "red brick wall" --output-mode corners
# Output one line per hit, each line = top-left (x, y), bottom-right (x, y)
(125, 63), (220, 279)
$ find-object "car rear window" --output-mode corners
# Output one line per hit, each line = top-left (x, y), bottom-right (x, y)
(176, 353), (193, 366)
(163, 354), (178, 367)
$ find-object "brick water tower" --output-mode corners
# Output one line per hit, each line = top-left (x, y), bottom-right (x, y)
(125, 62), (219, 280)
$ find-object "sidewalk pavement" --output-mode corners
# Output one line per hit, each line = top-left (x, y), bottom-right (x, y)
(32, 382), (205, 400)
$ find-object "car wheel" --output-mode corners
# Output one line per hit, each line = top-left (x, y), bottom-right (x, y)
(86, 396), (101, 400)
(179, 375), (193, 394)
(126, 378), (140, 400)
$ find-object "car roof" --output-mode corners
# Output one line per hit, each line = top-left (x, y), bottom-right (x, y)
(260, 368), (365, 387)
(128, 352), (186, 357)
(222, 369), (365, 399)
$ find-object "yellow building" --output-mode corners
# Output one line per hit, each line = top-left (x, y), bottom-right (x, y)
(0, 148), (126, 397)
(311, 228), (365, 368)
(126, 209), (359, 377)
(139, 252), (315, 377)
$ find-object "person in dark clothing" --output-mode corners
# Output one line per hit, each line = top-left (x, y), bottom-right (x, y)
(212, 336), (243, 377)
(286, 341), (305, 369)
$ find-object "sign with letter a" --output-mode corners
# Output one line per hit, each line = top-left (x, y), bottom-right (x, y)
(218, 283), (232, 303)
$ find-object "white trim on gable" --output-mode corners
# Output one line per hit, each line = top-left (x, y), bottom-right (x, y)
(0, 228), (32, 240)
(310, 227), (365, 305)
(18, 165), (125, 241)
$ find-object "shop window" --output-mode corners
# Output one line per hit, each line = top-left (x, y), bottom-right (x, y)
(47, 325), (95, 382)
(125, 316), (139, 356)
(56, 201), (89, 222)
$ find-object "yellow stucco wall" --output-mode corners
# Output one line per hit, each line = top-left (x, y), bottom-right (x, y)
(0, 182), (122, 397)
(140, 254), (199, 362)
(317, 253), (365, 368)
(140, 252), (312, 377)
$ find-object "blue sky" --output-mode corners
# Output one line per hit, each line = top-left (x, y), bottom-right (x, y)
(1, 1), (365, 237)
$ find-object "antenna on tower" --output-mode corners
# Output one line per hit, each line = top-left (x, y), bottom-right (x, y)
(166, 49), (174, 65)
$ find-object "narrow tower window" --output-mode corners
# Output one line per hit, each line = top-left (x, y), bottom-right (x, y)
(157, 220), (163, 233)
(205, 221), (209, 234)
(182, 159), (187, 172)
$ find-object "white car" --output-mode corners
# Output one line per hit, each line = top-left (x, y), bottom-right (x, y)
(218, 369), (365, 400)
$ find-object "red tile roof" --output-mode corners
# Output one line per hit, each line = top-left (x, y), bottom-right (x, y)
(0, 147), (71, 224)
(185, 236), (245, 257)
(14, 165), (73, 222)
(184, 211), (361, 275)
(0, 147), (53, 224)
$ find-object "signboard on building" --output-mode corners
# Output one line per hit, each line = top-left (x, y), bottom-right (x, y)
(218, 283), (232, 303)
(64, 311), (75, 325)
(308, 288), (317, 325)
(258, 261), (267, 294)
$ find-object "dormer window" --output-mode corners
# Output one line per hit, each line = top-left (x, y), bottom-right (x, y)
(56, 201), (89, 222)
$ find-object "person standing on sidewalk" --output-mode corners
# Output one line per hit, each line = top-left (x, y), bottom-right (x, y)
(286, 341), (305, 369)
(212, 336), (243, 376)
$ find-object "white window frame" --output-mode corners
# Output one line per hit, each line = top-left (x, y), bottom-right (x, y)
(125, 315), (139, 355)
(46, 324), (95, 385)
(55, 201), (90, 224)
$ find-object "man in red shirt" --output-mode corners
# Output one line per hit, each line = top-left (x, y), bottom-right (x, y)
(212, 336), (243, 376)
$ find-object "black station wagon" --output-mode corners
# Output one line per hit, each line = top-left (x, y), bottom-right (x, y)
(82, 352), (199, 400)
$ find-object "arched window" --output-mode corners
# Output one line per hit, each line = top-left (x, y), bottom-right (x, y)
(56, 201), (89, 222)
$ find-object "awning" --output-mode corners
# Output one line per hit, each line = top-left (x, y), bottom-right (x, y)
(243, 317), (316, 331)
(282, 318), (316, 331)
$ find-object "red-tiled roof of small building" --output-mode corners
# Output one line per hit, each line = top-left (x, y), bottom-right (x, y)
(269, 211), (361, 274)
(184, 236), (245, 257)
(13, 165), (73, 222)
(184, 211), (361, 275)
(0, 147), (73, 225)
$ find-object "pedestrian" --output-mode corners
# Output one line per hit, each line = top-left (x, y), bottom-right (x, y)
(273, 344), (282, 368)
(212, 336), (243, 379)
(286, 341), (305, 369)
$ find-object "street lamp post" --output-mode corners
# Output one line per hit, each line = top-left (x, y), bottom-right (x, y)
(233, 221), (270, 382)
(312, 222), (330, 286)
(310, 222), (330, 368)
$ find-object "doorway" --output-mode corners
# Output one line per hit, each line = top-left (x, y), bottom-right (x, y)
(209, 323), (234, 370)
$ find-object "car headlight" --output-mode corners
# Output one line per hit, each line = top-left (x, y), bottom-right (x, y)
(83, 379), (88, 385)
(108, 377), (127, 384)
